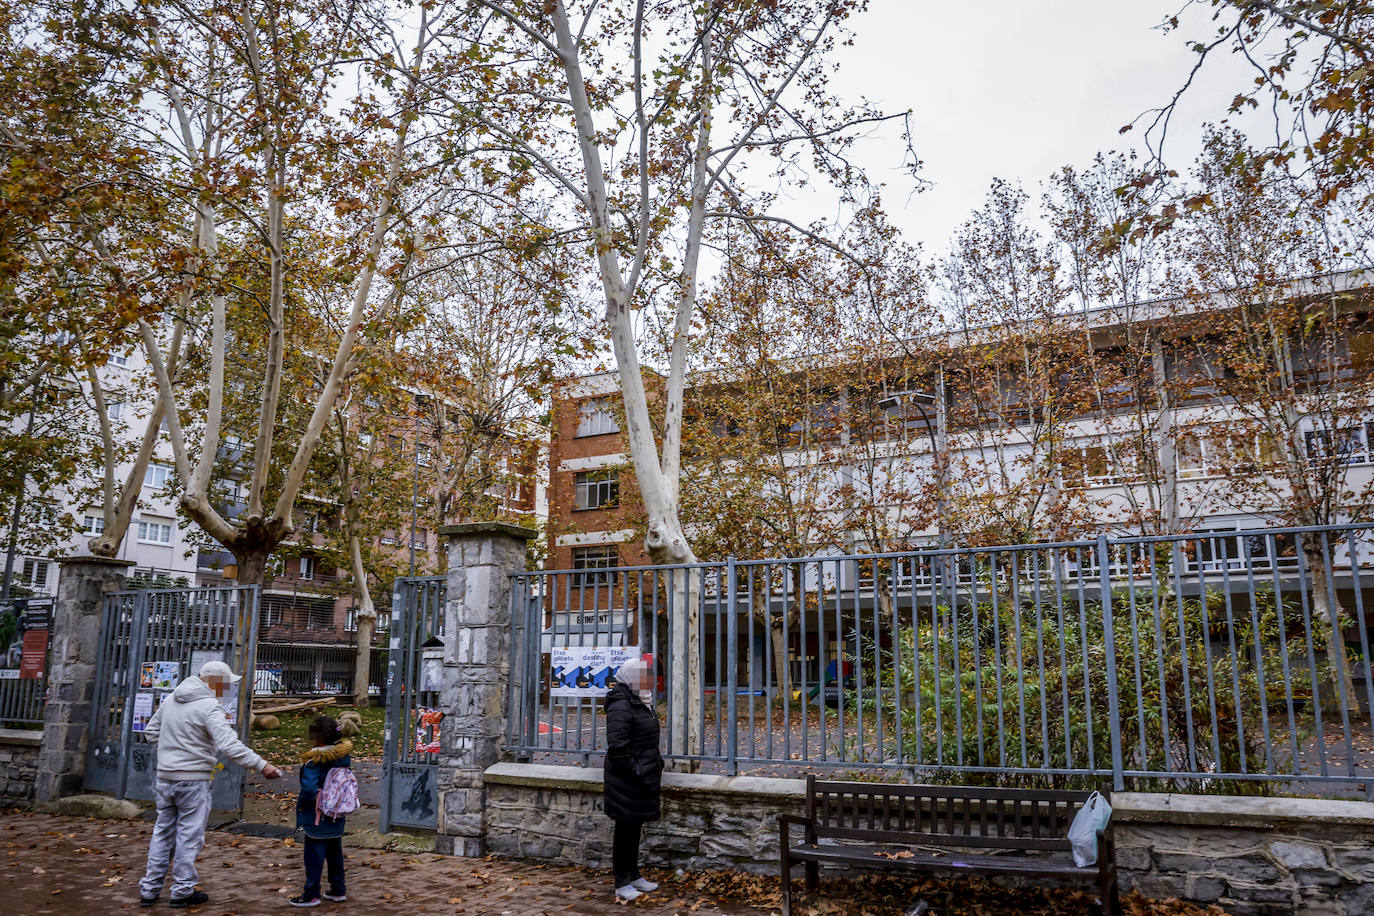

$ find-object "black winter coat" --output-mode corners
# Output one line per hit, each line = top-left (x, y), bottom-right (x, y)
(602, 682), (664, 822)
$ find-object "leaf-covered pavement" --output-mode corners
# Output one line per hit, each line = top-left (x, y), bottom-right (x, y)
(2, 809), (1230, 915)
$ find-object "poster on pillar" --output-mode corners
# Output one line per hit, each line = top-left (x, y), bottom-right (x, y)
(549, 645), (638, 697)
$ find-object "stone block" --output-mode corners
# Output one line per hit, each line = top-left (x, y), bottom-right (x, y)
(1338, 883), (1374, 915)
(1216, 902), (1297, 916)
(519, 838), (565, 859)
(1270, 840), (1327, 870)
(1291, 895), (1342, 916)
(1154, 852), (1221, 875)
(1225, 881), (1298, 905)
(1333, 847), (1374, 877)
(1115, 846), (1152, 871)
(1118, 824), (1191, 852)
(644, 832), (699, 855)
(1186, 875), (1226, 902)
(1292, 868), (1343, 888)
(700, 830), (753, 858)
(1210, 855), (1284, 884)
(484, 833), (520, 856)
(1187, 827), (1271, 857)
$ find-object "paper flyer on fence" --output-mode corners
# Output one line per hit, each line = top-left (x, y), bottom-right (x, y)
(132, 691), (156, 732)
(549, 645), (638, 697)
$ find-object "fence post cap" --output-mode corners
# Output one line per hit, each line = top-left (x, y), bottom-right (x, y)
(438, 521), (539, 541)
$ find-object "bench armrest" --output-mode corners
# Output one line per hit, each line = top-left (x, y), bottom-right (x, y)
(778, 813), (814, 846)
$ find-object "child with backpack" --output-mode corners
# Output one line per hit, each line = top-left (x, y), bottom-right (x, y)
(290, 714), (360, 907)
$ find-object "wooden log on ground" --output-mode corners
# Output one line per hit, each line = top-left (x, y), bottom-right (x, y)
(250, 697), (338, 716)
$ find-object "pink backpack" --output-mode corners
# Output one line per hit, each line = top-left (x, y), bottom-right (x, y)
(315, 766), (359, 824)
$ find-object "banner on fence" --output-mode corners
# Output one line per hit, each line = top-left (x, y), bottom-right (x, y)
(19, 629), (47, 679)
(549, 645), (638, 697)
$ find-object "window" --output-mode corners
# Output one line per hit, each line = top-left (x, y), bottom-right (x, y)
(1067, 441), (1142, 488)
(21, 559), (50, 591)
(303, 512), (319, 533)
(144, 462), (173, 490)
(84, 514), (105, 536)
(380, 531), (398, 546)
(299, 556), (316, 580)
(137, 516), (174, 544)
(1304, 424), (1371, 466)
(575, 398), (619, 437)
(411, 528), (428, 551)
(108, 400), (124, 422)
(572, 545), (619, 588)
(573, 470), (619, 510)
(417, 444), (432, 467)
(1176, 429), (1276, 479)
(108, 353), (129, 367)
(345, 607), (358, 632)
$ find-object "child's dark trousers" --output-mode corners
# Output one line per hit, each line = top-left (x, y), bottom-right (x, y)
(303, 836), (345, 899)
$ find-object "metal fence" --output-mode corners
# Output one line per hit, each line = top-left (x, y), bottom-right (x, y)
(381, 575), (446, 832)
(508, 523), (1374, 796)
(85, 585), (259, 811)
(0, 597), (51, 726)
(254, 641), (390, 698)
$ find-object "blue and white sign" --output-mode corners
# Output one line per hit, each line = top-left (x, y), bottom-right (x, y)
(549, 645), (638, 698)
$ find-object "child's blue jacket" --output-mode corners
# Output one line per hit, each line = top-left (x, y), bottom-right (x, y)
(296, 739), (352, 839)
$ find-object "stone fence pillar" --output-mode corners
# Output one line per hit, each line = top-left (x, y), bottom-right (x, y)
(35, 556), (133, 803)
(434, 522), (537, 856)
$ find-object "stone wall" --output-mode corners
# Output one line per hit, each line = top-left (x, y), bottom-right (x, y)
(1113, 793), (1374, 916)
(0, 728), (42, 807)
(483, 763), (803, 873)
(479, 764), (1374, 915)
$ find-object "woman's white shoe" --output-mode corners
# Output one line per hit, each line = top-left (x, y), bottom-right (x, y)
(615, 885), (642, 901)
(630, 878), (658, 893)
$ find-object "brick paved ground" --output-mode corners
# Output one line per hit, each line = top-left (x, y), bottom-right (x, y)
(2, 810), (773, 915)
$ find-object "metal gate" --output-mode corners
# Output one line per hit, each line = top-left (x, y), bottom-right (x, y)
(85, 586), (259, 813)
(380, 576), (445, 832)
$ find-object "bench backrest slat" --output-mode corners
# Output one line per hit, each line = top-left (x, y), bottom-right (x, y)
(814, 823), (1073, 852)
(804, 780), (1107, 852)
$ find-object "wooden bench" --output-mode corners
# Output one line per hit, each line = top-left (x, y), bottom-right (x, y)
(778, 777), (1118, 916)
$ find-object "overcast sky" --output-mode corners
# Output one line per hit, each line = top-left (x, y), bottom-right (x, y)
(817, 0), (1266, 252)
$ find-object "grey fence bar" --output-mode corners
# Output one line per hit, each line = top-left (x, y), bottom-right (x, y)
(507, 523), (1374, 797)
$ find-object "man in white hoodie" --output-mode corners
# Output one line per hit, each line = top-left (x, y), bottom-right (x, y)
(137, 660), (282, 908)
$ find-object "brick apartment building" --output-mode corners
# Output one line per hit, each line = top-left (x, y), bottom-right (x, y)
(546, 372), (650, 576)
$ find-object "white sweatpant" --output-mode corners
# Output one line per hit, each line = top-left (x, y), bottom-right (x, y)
(139, 779), (213, 900)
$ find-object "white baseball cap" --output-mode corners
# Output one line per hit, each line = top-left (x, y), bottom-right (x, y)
(199, 660), (243, 683)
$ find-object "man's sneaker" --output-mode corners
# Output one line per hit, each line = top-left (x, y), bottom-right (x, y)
(170, 890), (209, 908)
(139, 897), (158, 908)
(614, 884), (642, 902)
(630, 878), (658, 893)
(289, 895), (322, 908)
(323, 891), (347, 901)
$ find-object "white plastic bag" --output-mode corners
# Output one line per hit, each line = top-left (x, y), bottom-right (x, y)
(1067, 791), (1112, 867)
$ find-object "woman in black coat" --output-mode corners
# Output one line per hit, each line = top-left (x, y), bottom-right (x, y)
(603, 657), (664, 901)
